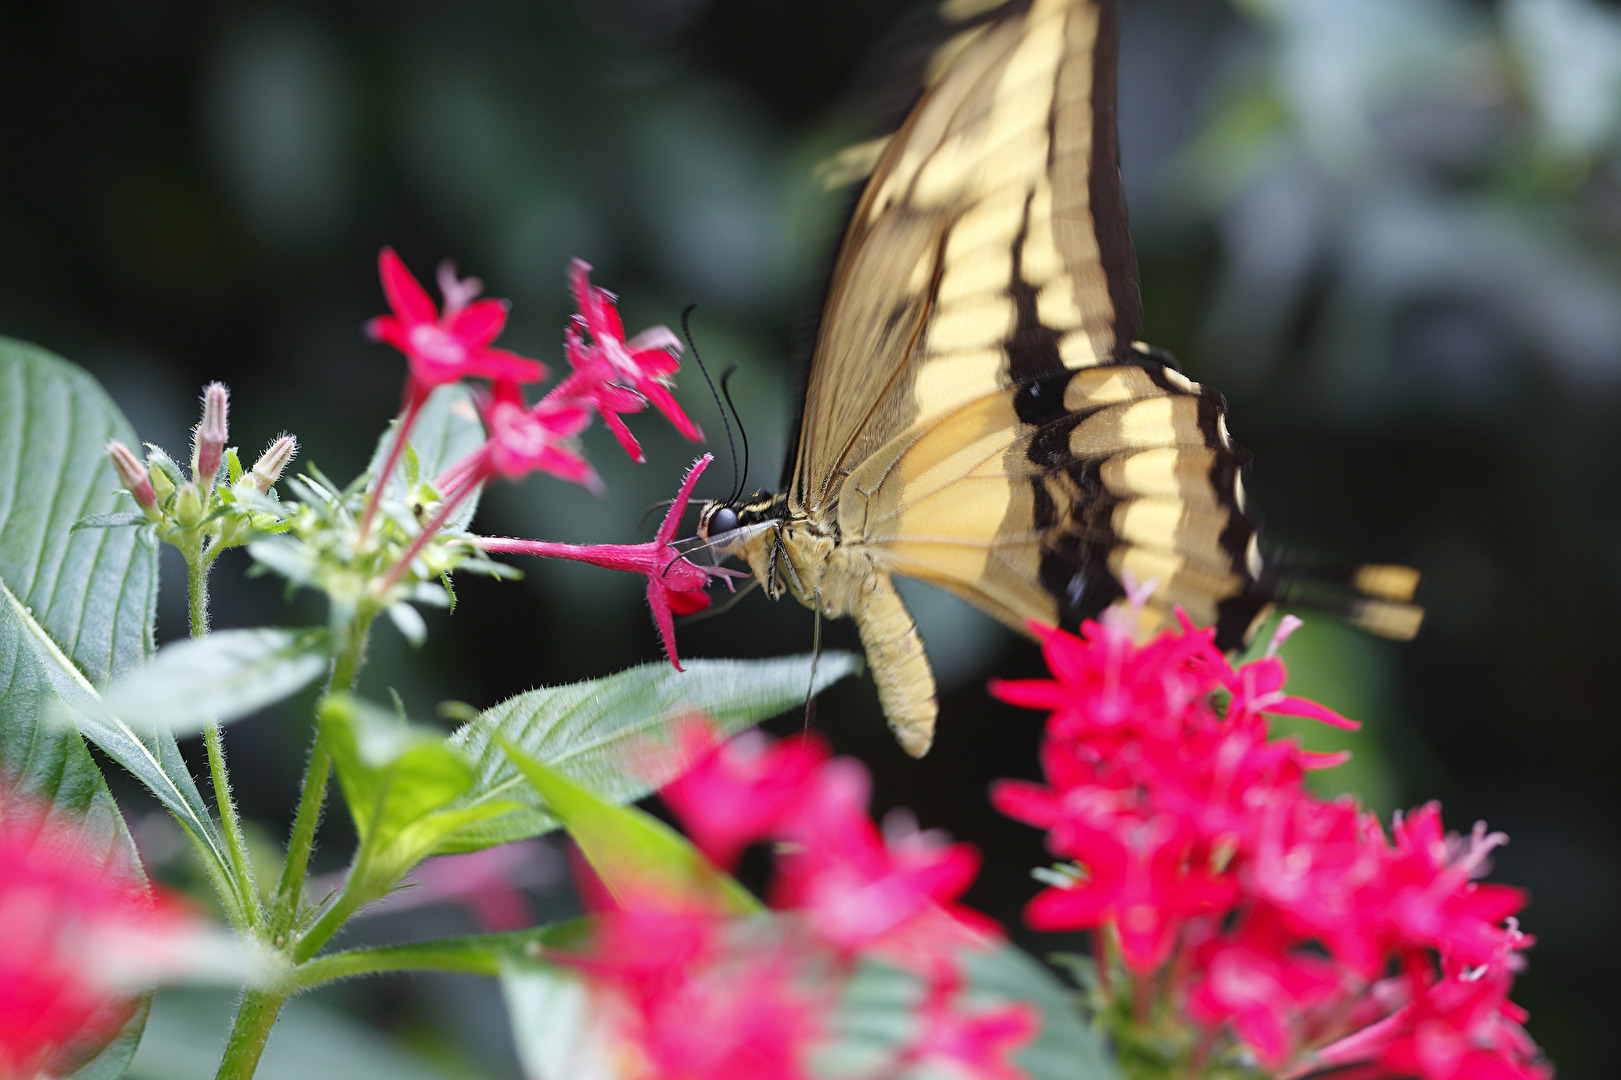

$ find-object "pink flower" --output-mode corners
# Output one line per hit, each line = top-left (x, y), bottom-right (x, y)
(991, 610), (1547, 1079)
(0, 798), (191, 1079)
(1020, 816), (1237, 974)
(1379, 804), (1529, 970)
(773, 758), (991, 959)
(659, 724), (830, 869)
(477, 455), (744, 669)
(906, 966), (1039, 1080)
(476, 381), (598, 490)
(565, 259), (701, 445)
(1316, 962), (1550, 1080)
(568, 904), (826, 1080)
(1186, 912), (1345, 1069)
(366, 249), (545, 400)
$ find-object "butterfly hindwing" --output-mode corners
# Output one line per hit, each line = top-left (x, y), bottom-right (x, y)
(839, 352), (1271, 648)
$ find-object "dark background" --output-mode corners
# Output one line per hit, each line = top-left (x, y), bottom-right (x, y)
(3, 0), (1618, 1077)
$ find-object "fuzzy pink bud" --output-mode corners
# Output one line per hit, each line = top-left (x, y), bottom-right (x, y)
(250, 435), (297, 493)
(107, 441), (158, 518)
(191, 382), (229, 487)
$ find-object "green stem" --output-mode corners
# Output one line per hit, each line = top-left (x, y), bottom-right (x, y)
(214, 987), (288, 1080)
(269, 733), (329, 940)
(188, 546), (262, 927)
(186, 544), (210, 636)
(289, 872), (370, 963)
(328, 609), (375, 694)
(267, 609), (375, 939)
(203, 721), (261, 928)
(288, 923), (586, 991)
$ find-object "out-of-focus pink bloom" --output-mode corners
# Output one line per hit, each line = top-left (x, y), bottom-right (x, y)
(477, 455), (744, 669)
(990, 608), (1546, 1079)
(773, 759), (990, 958)
(1020, 817), (1236, 974)
(476, 381), (598, 490)
(0, 799), (192, 1079)
(1186, 912), (1345, 1069)
(564, 259), (701, 445)
(659, 724), (830, 869)
(1380, 804), (1529, 970)
(569, 904), (825, 1080)
(366, 248), (545, 401)
(1316, 962), (1549, 1080)
(905, 966), (1039, 1080)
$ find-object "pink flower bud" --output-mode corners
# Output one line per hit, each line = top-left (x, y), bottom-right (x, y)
(250, 435), (297, 493)
(191, 382), (229, 487)
(107, 441), (158, 518)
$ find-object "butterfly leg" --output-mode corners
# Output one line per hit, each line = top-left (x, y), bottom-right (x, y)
(853, 571), (937, 757)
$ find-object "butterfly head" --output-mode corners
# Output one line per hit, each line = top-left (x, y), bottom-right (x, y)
(697, 489), (783, 542)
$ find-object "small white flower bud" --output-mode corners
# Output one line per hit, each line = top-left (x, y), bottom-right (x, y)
(250, 435), (298, 493)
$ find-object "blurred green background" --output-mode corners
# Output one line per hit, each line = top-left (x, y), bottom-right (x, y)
(3, 0), (1618, 1076)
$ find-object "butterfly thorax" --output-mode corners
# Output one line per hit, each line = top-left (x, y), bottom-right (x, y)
(722, 491), (873, 619)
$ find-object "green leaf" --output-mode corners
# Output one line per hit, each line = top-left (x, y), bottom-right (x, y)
(71, 511), (151, 530)
(486, 730), (760, 914)
(0, 337), (167, 1072)
(441, 652), (861, 852)
(65, 999), (150, 1080)
(321, 696), (516, 891)
(829, 945), (1120, 1080)
(102, 628), (331, 736)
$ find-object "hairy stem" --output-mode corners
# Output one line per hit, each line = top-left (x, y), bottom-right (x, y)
(203, 722), (261, 928)
(214, 987), (288, 1080)
(269, 731), (329, 940)
(268, 609), (374, 939)
(188, 545), (262, 926)
(289, 923), (586, 992)
(186, 544), (211, 637)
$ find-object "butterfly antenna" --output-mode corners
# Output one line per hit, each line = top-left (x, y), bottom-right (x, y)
(719, 366), (751, 506)
(638, 497), (677, 532)
(681, 304), (741, 505)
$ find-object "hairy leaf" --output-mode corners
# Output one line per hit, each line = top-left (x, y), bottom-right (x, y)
(104, 628), (331, 736)
(0, 338), (166, 1073)
(440, 652), (861, 852)
(487, 731), (759, 914)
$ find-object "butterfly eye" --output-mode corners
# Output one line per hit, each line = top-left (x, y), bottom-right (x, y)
(708, 506), (739, 537)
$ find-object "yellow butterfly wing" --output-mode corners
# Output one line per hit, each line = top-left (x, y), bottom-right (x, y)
(750, 0), (1419, 753)
(789, 0), (1138, 515)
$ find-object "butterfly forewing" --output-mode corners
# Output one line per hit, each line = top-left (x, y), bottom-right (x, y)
(791, 0), (1138, 515)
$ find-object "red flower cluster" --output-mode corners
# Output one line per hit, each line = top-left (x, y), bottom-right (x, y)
(0, 797), (193, 1079)
(564, 725), (1039, 1080)
(364, 250), (701, 542)
(992, 610), (1547, 1079)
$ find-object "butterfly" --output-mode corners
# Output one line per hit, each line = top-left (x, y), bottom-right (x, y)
(695, 0), (1422, 757)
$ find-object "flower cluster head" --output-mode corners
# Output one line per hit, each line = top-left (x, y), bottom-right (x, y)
(991, 605), (1547, 1079)
(0, 794), (201, 1079)
(559, 723), (1039, 1080)
(362, 251), (709, 610)
(367, 251), (699, 514)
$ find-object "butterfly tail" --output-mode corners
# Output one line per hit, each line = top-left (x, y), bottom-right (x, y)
(1265, 557), (1425, 642)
